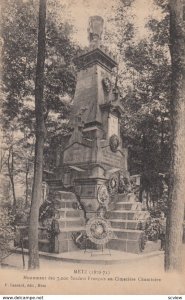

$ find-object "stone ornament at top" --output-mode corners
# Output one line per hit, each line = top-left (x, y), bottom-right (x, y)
(74, 15), (117, 70)
(88, 16), (104, 45)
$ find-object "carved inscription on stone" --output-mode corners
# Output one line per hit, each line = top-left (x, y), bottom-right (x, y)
(64, 144), (91, 164)
(101, 147), (124, 168)
(108, 114), (118, 137)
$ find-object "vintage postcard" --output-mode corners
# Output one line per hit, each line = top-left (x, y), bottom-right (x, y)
(0, 0), (185, 296)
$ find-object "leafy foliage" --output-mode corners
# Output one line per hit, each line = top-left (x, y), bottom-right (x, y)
(1, 0), (79, 210)
(111, 1), (171, 178)
(0, 206), (15, 259)
(103, 0), (171, 210)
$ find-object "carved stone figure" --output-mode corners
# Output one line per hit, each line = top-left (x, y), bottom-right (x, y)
(88, 16), (104, 44)
(102, 77), (112, 93)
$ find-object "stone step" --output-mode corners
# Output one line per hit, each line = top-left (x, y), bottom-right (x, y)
(112, 228), (143, 240)
(37, 227), (86, 253)
(57, 209), (84, 218)
(17, 226), (54, 244)
(38, 239), (51, 252)
(49, 186), (66, 191)
(46, 179), (63, 186)
(107, 238), (142, 254)
(53, 199), (80, 209)
(56, 230), (101, 253)
(54, 191), (77, 201)
(110, 219), (146, 230)
(109, 210), (149, 220)
(117, 193), (137, 203)
(56, 238), (80, 253)
(38, 227), (49, 240)
(110, 210), (149, 220)
(58, 218), (86, 228)
(58, 227), (86, 241)
(59, 226), (85, 231)
(143, 240), (161, 253)
(23, 238), (51, 253)
(115, 202), (142, 211)
(109, 211), (135, 220)
(56, 227), (87, 253)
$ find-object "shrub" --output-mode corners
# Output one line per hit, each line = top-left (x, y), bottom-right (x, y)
(0, 207), (15, 259)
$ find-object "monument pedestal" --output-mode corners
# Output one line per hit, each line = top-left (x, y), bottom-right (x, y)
(74, 177), (107, 216)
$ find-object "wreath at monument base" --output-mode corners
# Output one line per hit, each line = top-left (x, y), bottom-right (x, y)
(108, 173), (119, 195)
(109, 134), (119, 152)
(97, 184), (109, 206)
(71, 231), (97, 250)
(118, 172), (132, 194)
(86, 217), (112, 245)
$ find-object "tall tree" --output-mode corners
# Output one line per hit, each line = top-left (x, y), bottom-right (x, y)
(28, 0), (47, 269)
(165, 0), (185, 272)
(106, 0), (171, 184)
(1, 0), (78, 185)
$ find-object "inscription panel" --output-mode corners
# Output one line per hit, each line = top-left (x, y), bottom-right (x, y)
(101, 147), (125, 168)
(108, 114), (118, 137)
(64, 144), (91, 164)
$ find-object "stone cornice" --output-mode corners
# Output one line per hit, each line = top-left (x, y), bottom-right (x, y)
(74, 46), (117, 72)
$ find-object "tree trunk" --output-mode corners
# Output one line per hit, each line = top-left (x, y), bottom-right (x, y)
(28, 0), (47, 269)
(25, 159), (29, 208)
(7, 146), (16, 211)
(165, 0), (185, 272)
(160, 115), (165, 171)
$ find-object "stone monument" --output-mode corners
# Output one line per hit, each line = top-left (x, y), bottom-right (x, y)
(19, 16), (161, 256)
(56, 15), (128, 217)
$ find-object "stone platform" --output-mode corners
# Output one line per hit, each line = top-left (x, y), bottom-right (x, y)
(13, 244), (162, 265)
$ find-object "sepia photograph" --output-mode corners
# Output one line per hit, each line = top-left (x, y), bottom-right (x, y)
(0, 0), (185, 296)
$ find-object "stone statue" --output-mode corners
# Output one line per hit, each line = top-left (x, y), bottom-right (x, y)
(88, 16), (104, 45)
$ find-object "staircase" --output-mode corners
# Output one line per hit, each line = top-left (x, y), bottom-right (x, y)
(38, 191), (86, 253)
(19, 188), (160, 255)
(107, 192), (152, 254)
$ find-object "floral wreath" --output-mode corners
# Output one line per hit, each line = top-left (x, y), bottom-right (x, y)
(108, 173), (119, 195)
(86, 217), (112, 245)
(109, 134), (119, 152)
(97, 184), (109, 206)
